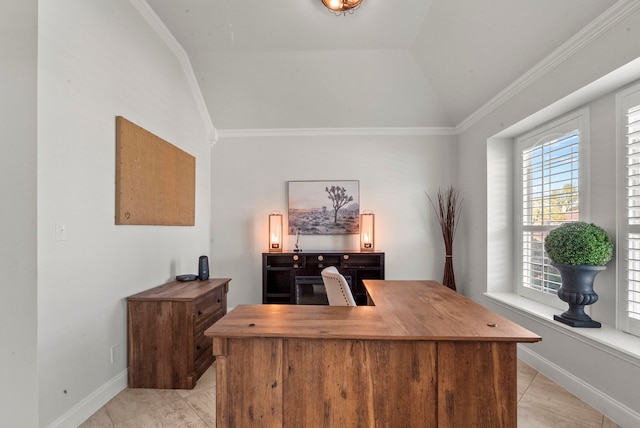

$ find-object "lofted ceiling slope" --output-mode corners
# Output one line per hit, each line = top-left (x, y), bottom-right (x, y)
(146, 0), (618, 131)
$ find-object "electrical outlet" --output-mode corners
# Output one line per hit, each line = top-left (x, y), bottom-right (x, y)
(110, 345), (119, 363)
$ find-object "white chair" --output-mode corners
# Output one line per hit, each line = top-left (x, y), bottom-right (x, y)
(321, 266), (356, 306)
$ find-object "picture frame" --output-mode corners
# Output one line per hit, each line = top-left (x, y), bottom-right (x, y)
(288, 180), (360, 235)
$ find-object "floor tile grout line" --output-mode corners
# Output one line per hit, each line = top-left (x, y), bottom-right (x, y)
(103, 405), (116, 428)
(183, 393), (212, 427)
(519, 370), (538, 402)
(521, 372), (607, 428)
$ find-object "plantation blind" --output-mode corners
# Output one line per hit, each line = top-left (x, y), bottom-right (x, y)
(518, 116), (582, 303)
(623, 89), (640, 336)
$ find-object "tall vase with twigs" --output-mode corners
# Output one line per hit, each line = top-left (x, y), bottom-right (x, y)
(427, 186), (462, 291)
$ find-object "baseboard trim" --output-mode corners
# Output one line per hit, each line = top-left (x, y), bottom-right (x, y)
(518, 345), (640, 428)
(46, 369), (128, 428)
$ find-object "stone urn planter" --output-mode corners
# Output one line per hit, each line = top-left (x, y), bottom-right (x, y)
(551, 263), (606, 328)
(544, 222), (613, 328)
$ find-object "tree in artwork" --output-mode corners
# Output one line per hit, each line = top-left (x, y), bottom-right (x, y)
(326, 186), (354, 225)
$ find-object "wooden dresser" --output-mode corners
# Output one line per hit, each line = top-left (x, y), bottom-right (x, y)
(127, 278), (230, 389)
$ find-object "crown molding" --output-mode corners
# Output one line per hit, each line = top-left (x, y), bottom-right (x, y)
(456, 0), (640, 134)
(129, 0), (217, 145)
(216, 127), (457, 139)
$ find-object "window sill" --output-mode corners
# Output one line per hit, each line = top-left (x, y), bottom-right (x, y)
(484, 292), (640, 366)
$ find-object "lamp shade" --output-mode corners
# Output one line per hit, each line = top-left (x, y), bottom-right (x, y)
(360, 211), (374, 251)
(269, 212), (283, 252)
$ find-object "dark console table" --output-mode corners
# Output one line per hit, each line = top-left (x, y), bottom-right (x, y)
(262, 251), (384, 305)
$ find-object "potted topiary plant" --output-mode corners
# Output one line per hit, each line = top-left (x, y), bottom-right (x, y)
(544, 221), (613, 328)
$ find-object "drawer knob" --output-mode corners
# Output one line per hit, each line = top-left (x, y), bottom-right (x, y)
(293, 255), (299, 261)
(343, 254), (349, 260)
(198, 310), (203, 316)
(217, 298), (222, 303)
(196, 345), (202, 351)
(318, 255), (324, 261)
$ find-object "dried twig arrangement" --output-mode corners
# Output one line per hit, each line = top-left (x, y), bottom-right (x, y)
(427, 186), (462, 291)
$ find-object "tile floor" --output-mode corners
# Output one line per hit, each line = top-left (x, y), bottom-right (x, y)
(80, 360), (621, 427)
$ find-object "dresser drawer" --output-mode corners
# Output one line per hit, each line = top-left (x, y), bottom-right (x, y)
(195, 322), (214, 352)
(193, 288), (224, 331)
(194, 342), (215, 379)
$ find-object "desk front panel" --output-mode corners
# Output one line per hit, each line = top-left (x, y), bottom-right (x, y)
(214, 336), (517, 427)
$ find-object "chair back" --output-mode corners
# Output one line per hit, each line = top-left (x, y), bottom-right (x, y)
(321, 266), (356, 306)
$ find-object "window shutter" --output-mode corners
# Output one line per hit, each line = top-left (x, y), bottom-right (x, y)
(623, 93), (640, 336)
(516, 111), (586, 307)
(521, 132), (580, 297)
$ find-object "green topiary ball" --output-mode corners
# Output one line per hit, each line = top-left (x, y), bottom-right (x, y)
(544, 222), (613, 266)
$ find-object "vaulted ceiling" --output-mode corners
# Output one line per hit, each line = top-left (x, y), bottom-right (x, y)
(146, 0), (618, 130)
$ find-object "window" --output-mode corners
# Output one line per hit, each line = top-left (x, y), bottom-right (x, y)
(618, 84), (640, 337)
(515, 110), (588, 307)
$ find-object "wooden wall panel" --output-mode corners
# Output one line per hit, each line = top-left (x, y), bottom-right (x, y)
(226, 338), (283, 427)
(115, 116), (195, 226)
(437, 342), (517, 427)
(127, 301), (190, 389)
(283, 339), (438, 427)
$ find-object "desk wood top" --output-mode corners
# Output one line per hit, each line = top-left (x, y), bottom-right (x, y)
(205, 280), (540, 343)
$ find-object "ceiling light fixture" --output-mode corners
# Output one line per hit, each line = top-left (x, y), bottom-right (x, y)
(321, 0), (363, 15)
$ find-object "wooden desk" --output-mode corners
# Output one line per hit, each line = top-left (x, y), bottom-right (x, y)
(205, 280), (540, 427)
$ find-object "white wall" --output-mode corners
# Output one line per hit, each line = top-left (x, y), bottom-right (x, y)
(210, 133), (460, 307)
(459, 6), (640, 426)
(37, 1), (212, 426)
(0, 2), (39, 427)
